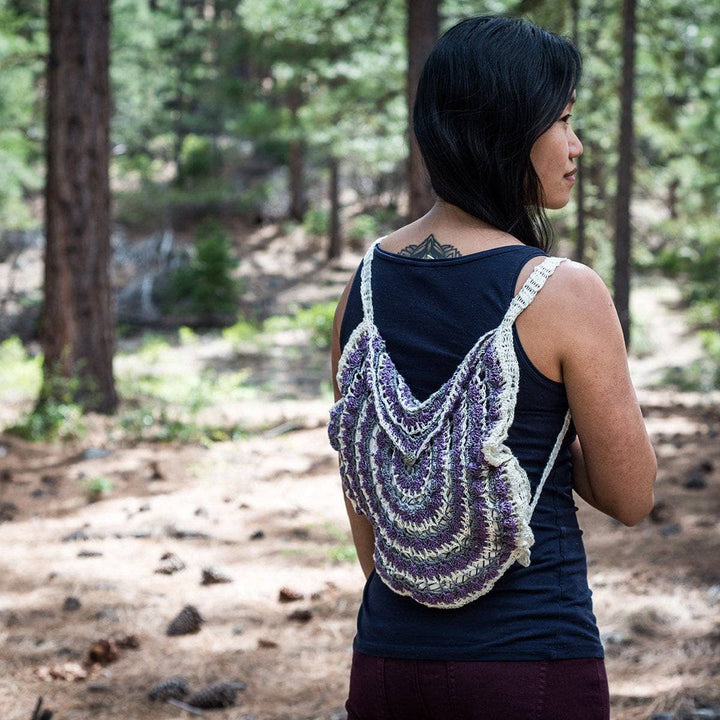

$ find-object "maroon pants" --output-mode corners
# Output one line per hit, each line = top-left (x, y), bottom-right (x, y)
(346, 650), (610, 720)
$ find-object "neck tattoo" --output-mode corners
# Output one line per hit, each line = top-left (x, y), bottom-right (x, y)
(397, 234), (463, 260)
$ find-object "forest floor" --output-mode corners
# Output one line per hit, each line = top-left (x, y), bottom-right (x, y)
(0, 227), (718, 720)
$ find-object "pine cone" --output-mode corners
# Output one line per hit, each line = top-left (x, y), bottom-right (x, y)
(201, 566), (232, 585)
(166, 605), (203, 636)
(148, 676), (189, 701)
(155, 552), (186, 575)
(85, 638), (118, 666)
(278, 586), (304, 603)
(185, 681), (245, 709)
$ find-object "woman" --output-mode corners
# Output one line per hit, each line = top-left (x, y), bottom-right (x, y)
(329, 15), (656, 720)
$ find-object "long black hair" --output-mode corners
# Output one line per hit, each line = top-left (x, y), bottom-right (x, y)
(413, 15), (581, 251)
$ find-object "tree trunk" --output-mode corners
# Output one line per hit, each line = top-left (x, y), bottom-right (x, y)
(571, 0), (587, 264)
(668, 178), (679, 220)
(42, 0), (117, 413)
(327, 156), (342, 261)
(613, 0), (636, 347)
(406, 0), (438, 222)
(287, 86), (308, 222)
(173, 0), (191, 186)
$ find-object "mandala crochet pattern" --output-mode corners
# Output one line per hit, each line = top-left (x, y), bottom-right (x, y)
(329, 240), (571, 609)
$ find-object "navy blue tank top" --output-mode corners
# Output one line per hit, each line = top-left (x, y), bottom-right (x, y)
(339, 243), (604, 661)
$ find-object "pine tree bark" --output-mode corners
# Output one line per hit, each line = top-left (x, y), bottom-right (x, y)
(287, 86), (308, 222)
(42, 0), (117, 413)
(613, 0), (636, 347)
(173, 0), (191, 186)
(406, 0), (438, 222)
(327, 156), (342, 261)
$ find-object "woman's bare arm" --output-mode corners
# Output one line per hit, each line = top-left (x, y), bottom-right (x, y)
(569, 437), (602, 511)
(558, 263), (656, 525)
(331, 272), (376, 578)
(517, 260), (656, 526)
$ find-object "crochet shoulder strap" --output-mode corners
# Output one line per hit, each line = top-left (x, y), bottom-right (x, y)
(329, 238), (572, 609)
(359, 237), (383, 324)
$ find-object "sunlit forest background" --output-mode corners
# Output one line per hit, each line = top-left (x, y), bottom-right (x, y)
(0, 1), (718, 719)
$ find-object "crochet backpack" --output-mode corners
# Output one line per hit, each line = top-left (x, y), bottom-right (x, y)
(328, 239), (571, 609)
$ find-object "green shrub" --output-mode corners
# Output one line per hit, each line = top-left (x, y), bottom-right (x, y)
(0, 336), (42, 399)
(644, 219), (720, 314)
(222, 318), (262, 346)
(180, 134), (218, 180)
(262, 314), (295, 333)
(294, 301), (336, 349)
(161, 219), (241, 318)
(178, 326), (199, 346)
(7, 399), (85, 442)
(261, 301), (336, 349)
(84, 476), (114, 503)
(5, 367), (86, 442)
(136, 332), (173, 362)
(303, 206), (329, 237)
(114, 179), (269, 230)
(348, 213), (380, 243)
(117, 406), (245, 446)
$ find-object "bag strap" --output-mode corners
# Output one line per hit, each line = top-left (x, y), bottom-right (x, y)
(359, 238), (383, 324)
(498, 256), (571, 521)
(527, 409), (572, 521)
(500, 256), (567, 329)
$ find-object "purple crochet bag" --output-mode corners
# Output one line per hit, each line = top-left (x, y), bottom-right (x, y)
(329, 240), (571, 608)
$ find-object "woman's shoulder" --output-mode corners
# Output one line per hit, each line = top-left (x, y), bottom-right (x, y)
(518, 256), (614, 319)
(513, 257), (620, 383)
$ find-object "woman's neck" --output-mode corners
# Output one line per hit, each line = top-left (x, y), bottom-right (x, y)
(381, 200), (522, 257)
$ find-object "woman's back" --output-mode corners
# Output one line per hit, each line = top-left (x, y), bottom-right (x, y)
(338, 242), (604, 660)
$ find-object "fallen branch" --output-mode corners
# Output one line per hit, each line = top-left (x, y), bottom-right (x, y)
(167, 698), (204, 715)
(262, 420), (305, 438)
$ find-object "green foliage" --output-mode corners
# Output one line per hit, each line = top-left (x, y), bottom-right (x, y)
(316, 521), (356, 563)
(161, 219), (241, 317)
(180, 134), (218, 180)
(222, 318), (263, 346)
(4, 360), (86, 441)
(347, 213), (380, 244)
(239, 0), (406, 169)
(0, 2), (46, 228)
(642, 219), (720, 325)
(260, 301), (336, 349)
(116, 406), (246, 446)
(114, 330), (254, 445)
(178, 326), (199, 346)
(84, 475), (114, 503)
(326, 543), (357, 564)
(302, 206), (329, 237)
(0, 338), (86, 441)
(7, 399), (86, 442)
(135, 332), (172, 363)
(114, 179), (269, 230)
(0, 336), (42, 400)
(293, 302), (336, 349)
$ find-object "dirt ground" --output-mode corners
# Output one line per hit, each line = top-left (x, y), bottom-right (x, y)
(0, 235), (718, 720)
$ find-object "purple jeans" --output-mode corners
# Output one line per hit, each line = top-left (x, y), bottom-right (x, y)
(345, 650), (610, 720)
